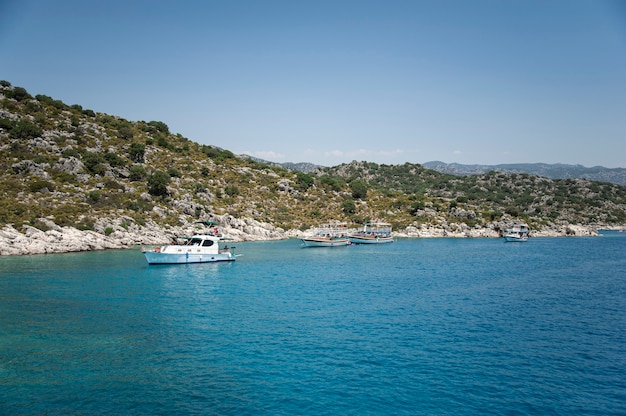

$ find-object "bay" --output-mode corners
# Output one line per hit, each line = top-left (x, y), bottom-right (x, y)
(1, 236), (625, 415)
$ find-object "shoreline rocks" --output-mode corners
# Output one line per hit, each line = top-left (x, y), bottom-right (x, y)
(0, 216), (620, 256)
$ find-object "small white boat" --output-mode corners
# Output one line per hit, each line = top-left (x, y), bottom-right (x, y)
(301, 223), (350, 247)
(503, 224), (529, 242)
(349, 222), (394, 244)
(142, 234), (236, 264)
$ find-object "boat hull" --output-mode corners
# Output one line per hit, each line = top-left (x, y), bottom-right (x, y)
(301, 238), (349, 247)
(143, 251), (236, 264)
(504, 235), (528, 242)
(349, 236), (394, 244)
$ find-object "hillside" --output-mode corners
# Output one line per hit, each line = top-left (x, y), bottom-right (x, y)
(423, 161), (626, 186)
(1, 80), (626, 254)
(318, 161), (626, 227)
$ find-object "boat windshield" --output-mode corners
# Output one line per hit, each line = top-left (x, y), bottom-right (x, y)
(187, 238), (203, 246)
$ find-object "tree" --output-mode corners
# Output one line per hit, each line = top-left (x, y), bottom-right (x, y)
(104, 151), (125, 167)
(320, 175), (344, 192)
(147, 120), (169, 134)
(129, 165), (147, 181)
(10, 120), (42, 140)
(129, 143), (145, 163)
(147, 170), (170, 196)
(118, 124), (134, 140)
(82, 151), (106, 174)
(349, 179), (368, 199)
(342, 199), (356, 214)
(8, 86), (31, 101)
(295, 172), (314, 191)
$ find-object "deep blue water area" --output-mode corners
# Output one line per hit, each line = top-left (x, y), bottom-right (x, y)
(1, 236), (625, 415)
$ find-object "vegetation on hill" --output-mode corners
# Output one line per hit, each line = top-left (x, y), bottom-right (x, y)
(1, 80), (625, 236)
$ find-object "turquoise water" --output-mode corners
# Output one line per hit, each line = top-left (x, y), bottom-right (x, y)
(1, 236), (625, 415)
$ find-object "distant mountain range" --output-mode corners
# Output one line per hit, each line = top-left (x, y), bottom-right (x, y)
(240, 156), (320, 173)
(251, 157), (626, 186)
(422, 161), (626, 187)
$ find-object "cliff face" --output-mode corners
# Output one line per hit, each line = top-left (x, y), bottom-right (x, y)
(1, 81), (626, 255)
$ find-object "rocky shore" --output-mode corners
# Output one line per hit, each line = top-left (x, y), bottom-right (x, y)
(0, 213), (617, 256)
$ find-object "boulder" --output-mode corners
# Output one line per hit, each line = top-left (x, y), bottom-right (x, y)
(53, 157), (84, 175)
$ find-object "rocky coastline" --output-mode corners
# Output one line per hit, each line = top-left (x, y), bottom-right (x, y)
(0, 213), (618, 256)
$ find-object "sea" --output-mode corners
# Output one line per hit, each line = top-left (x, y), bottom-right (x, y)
(1, 233), (625, 415)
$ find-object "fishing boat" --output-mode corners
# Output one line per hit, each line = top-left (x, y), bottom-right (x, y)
(349, 222), (394, 244)
(503, 224), (529, 242)
(142, 224), (237, 264)
(301, 223), (350, 247)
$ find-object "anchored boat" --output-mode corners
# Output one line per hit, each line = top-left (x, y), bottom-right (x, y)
(503, 224), (529, 242)
(349, 222), (394, 244)
(142, 226), (237, 264)
(301, 223), (350, 247)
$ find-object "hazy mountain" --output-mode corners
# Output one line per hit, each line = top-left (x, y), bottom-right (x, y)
(423, 161), (626, 186)
(279, 162), (321, 173)
(240, 155), (322, 173)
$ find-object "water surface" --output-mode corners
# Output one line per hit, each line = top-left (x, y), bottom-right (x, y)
(1, 237), (625, 415)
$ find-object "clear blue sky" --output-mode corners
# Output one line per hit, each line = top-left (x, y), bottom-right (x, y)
(2, 0), (625, 167)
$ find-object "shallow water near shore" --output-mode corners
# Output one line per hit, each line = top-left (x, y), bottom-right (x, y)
(1, 236), (625, 415)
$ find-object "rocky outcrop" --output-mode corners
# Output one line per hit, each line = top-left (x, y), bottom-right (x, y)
(0, 224), (122, 255)
(53, 156), (85, 175)
(0, 213), (289, 256)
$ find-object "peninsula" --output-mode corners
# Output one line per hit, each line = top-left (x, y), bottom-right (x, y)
(2, 81), (625, 255)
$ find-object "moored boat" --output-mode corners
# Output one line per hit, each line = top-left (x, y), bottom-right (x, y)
(349, 222), (394, 244)
(301, 223), (350, 247)
(503, 223), (529, 242)
(142, 232), (237, 264)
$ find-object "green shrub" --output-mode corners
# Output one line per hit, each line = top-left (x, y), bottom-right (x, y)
(104, 151), (125, 167)
(0, 117), (15, 130)
(10, 120), (42, 140)
(156, 136), (169, 148)
(87, 190), (101, 203)
(167, 167), (181, 178)
(295, 172), (314, 191)
(147, 170), (170, 196)
(129, 143), (145, 163)
(29, 179), (54, 193)
(319, 175), (344, 192)
(82, 151), (105, 174)
(349, 180), (368, 199)
(342, 199), (356, 214)
(202, 145), (234, 161)
(104, 179), (124, 190)
(193, 183), (207, 193)
(147, 120), (169, 134)
(117, 124), (134, 140)
(62, 148), (80, 158)
(129, 165), (147, 181)
(225, 186), (239, 197)
(8, 86), (31, 101)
